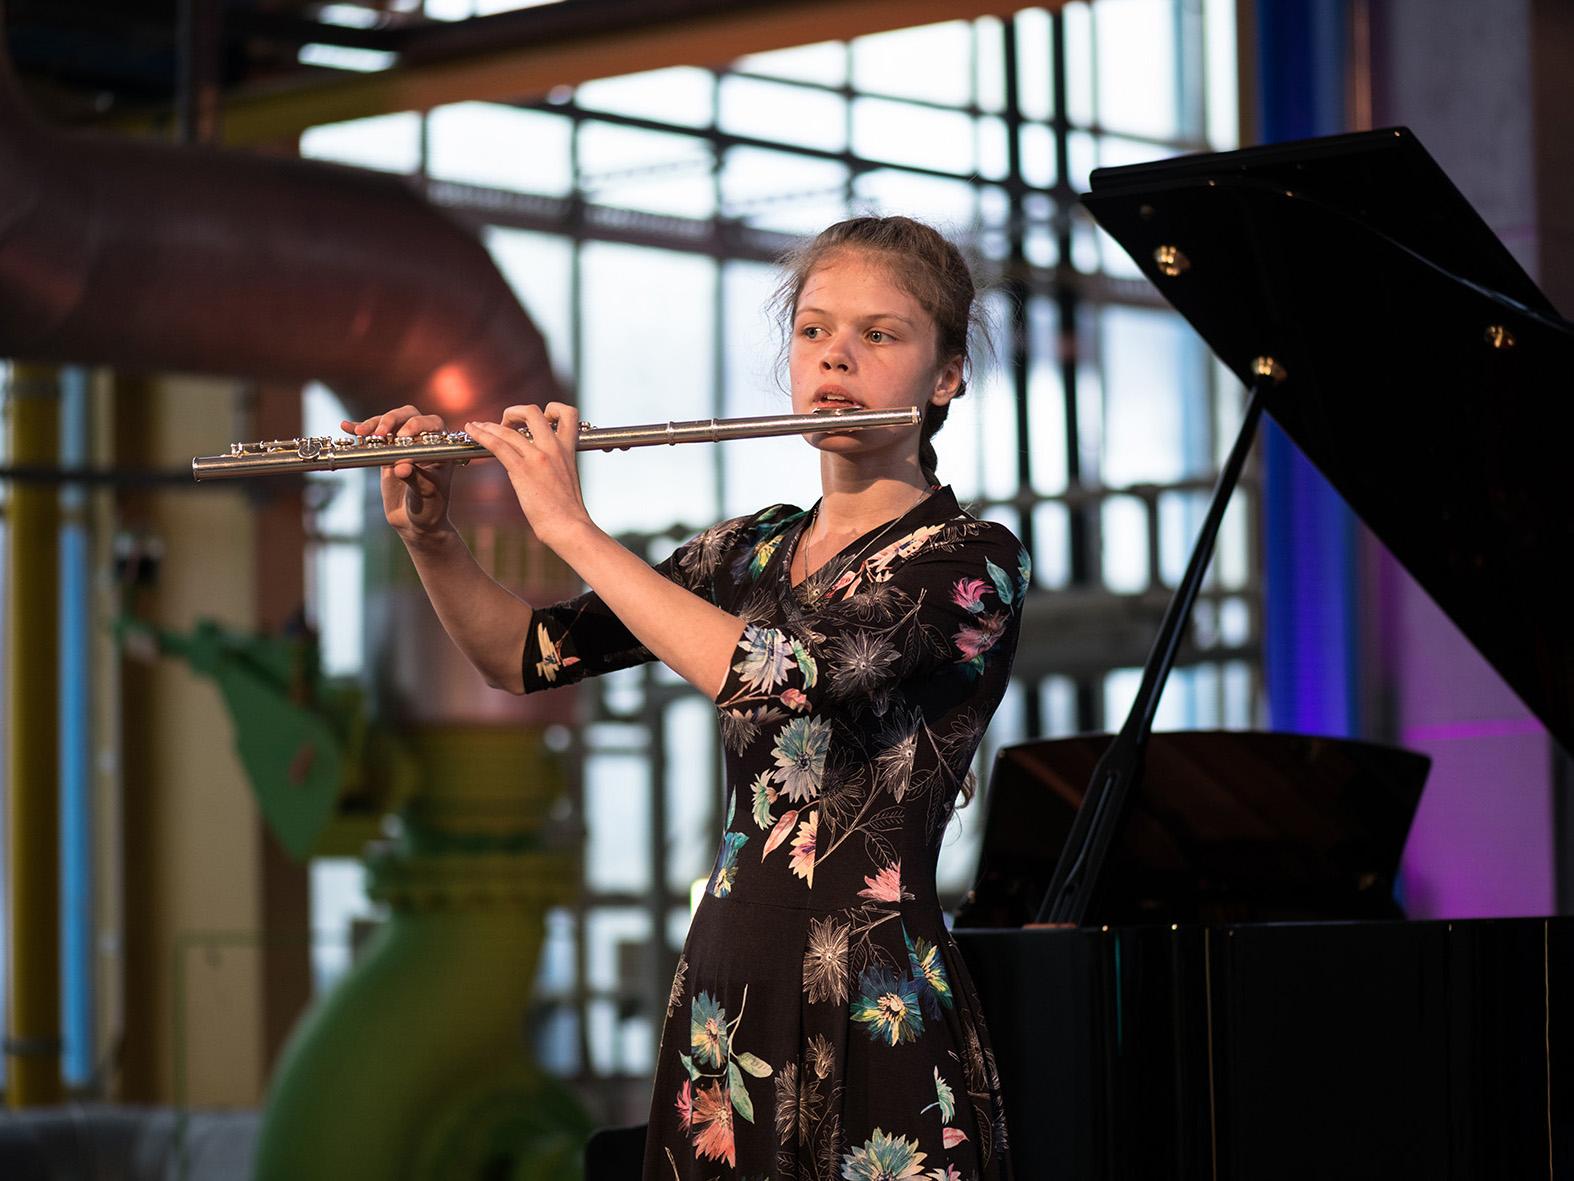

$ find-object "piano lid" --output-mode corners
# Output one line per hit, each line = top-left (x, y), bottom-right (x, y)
(1081, 127), (1574, 755)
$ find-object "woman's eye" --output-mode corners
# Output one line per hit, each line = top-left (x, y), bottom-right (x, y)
(799, 325), (823, 340)
(867, 329), (887, 343)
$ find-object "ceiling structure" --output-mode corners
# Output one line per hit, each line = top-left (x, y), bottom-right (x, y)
(3, 0), (1029, 143)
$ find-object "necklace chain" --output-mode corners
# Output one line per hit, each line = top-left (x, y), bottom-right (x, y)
(795, 484), (931, 587)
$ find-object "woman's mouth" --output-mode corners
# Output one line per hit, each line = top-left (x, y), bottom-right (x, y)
(811, 387), (862, 412)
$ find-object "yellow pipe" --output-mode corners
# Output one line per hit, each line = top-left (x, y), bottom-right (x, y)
(4, 361), (63, 1106)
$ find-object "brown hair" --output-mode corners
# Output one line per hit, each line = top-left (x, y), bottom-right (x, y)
(773, 216), (981, 484)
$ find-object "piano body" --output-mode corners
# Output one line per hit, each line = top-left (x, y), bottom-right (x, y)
(952, 129), (1574, 1179)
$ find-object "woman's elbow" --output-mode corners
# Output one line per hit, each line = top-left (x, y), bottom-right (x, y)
(481, 665), (527, 695)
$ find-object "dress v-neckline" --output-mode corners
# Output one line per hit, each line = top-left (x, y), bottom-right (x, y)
(784, 491), (932, 594)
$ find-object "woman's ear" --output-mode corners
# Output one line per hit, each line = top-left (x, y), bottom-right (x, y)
(931, 355), (964, 406)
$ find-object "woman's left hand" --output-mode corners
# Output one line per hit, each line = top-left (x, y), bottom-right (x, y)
(465, 402), (596, 550)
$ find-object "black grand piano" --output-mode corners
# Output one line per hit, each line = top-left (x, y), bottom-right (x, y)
(952, 128), (1574, 1179)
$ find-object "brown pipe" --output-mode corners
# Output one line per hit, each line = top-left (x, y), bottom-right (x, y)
(0, 36), (557, 422)
(4, 363), (63, 1107)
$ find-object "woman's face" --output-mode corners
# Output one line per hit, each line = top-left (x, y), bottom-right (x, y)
(788, 249), (961, 464)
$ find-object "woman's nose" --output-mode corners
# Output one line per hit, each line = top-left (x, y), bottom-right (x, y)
(820, 350), (851, 372)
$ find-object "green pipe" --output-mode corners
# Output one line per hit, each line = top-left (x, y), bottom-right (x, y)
(252, 727), (591, 1180)
(4, 362), (63, 1106)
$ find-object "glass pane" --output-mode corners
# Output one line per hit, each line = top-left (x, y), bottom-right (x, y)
(1063, 2), (1096, 128)
(587, 721), (647, 751)
(1024, 221), (1057, 269)
(852, 170), (977, 228)
(1100, 494), (1149, 592)
(933, 290), (1017, 502)
(1099, 304), (1201, 486)
(475, 0), (567, 13)
(579, 243), (717, 533)
(297, 43), (397, 73)
(1066, 125), (1098, 190)
(424, 0), (475, 18)
(1095, 0), (1180, 140)
(851, 99), (975, 174)
(977, 116), (1011, 182)
(586, 906), (651, 991)
(577, 121), (715, 218)
(427, 103), (574, 195)
(533, 1003), (579, 1074)
(851, 22), (973, 107)
(535, 907), (577, 994)
(1070, 214), (1100, 274)
(979, 185), (1012, 230)
(1041, 674), (1079, 735)
(975, 17), (1008, 115)
(1099, 132), (1179, 171)
(586, 998), (617, 1074)
(1193, 598), (1219, 648)
(584, 754), (652, 891)
(311, 544), (365, 677)
(308, 857), (378, 994)
(1217, 498), (1250, 589)
(1031, 501), (1070, 589)
(1190, 663), (1222, 727)
(577, 66), (715, 129)
(1223, 659), (1254, 727)
(733, 41), (848, 88)
(1213, 358), (1244, 466)
(1014, 8), (1053, 121)
(1220, 596), (1251, 645)
(719, 75), (847, 153)
(668, 906), (694, 951)
(1075, 354), (1105, 485)
(1104, 664), (1191, 731)
(485, 227), (576, 382)
(1157, 489), (1208, 588)
(600, 664), (645, 716)
(300, 111), (422, 172)
(665, 697), (719, 893)
(1026, 296), (1068, 495)
(1205, 0), (1240, 148)
(620, 1012), (656, 1074)
(719, 147), (849, 235)
(1019, 122), (1057, 189)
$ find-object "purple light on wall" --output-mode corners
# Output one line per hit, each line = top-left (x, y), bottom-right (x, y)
(1402, 717), (1546, 745)
(1374, 542), (1555, 920)
(1263, 423), (1357, 739)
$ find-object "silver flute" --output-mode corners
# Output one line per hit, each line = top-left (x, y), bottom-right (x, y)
(190, 407), (921, 481)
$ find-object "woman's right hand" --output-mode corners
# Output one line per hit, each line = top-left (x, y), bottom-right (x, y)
(342, 405), (457, 543)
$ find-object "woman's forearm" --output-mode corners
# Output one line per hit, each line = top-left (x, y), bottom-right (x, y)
(401, 526), (535, 694)
(547, 520), (746, 699)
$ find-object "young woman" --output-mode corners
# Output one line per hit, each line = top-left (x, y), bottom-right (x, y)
(354, 216), (1025, 1179)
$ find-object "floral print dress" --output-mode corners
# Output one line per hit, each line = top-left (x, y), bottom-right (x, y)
(521, 487), (1025, 1181)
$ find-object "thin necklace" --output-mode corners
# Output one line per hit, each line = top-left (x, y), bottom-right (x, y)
(795, 484), (932, 587)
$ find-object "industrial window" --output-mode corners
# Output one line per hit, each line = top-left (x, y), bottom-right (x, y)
(299, 1), (1250, 1114)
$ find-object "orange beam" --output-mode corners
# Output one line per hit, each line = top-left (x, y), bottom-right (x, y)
(218, 0), (1042, 145)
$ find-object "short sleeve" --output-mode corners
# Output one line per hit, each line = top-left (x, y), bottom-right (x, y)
(519, 508), (782, 694)
(712, 517), (1030, 716)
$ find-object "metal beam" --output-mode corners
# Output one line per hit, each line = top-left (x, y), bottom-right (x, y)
(217, 0), (1039, 146)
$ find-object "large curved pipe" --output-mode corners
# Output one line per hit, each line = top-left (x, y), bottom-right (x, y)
(0, 39), (557, 421)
